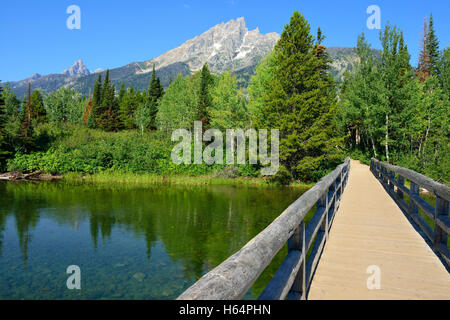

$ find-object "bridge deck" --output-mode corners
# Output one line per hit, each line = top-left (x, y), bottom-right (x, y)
(308, 160), (450, 300)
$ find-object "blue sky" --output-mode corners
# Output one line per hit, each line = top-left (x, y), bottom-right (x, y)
(1, 0), (449, 81)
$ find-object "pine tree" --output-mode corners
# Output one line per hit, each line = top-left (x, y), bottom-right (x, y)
(118, 81), (126, 106)
(418, 17), (431, 82)
(83, 92), (94, 128)
(254, 11), (343, 180)
(93, 70), (121, 131)
(197, 63), (213, 130)
(29, 90), (47, 124)
(18, 82), (34, 152)
(119, 87), (138, 129)
(147, 65), (164, 130)
(103, 70), (110, 98)
(92, 74), (102, 108)
(427, 13), (440, 76)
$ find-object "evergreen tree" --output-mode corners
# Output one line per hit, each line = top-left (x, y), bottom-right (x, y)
(94, 70), (120, 131)
(83, 93), (95, 128)
(418, 17), (431, 82)
(118, 81), (126, 104)
(103, 69), (110, 98)
(120, 87), (138, 129)
(253, 11), (343, 180)
(18, 82), (34, 152)
(92, 74), (102, 108)
(147, 65), (164, 130)
(29, 90), (47, 124)
(197, 63), (213, 130)
(427, 13), (440, 76)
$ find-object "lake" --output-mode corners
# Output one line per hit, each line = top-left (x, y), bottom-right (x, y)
(0, 181), (306, 300)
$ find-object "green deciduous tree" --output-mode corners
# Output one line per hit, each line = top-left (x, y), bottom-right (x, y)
(44, 87), (84, 124)
(2, 83), (20, 118)
(135, 102), (152, 134)
(210, 71), (248, 129)
(156, 73), (199, 132)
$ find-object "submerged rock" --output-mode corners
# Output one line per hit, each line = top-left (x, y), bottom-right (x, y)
(114, 263), (126, 268)
(132, 273), (145, 282)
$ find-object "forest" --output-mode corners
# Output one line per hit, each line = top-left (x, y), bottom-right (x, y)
(0, 11), (448, 184)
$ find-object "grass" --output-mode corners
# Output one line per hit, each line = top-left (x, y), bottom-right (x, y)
(63, 171), (315, 188)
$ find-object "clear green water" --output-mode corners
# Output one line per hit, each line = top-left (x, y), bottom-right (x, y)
(0, 181), (306, 300)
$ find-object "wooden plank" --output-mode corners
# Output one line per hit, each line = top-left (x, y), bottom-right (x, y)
(436, 243), (450, 266)
(410, 194), (435, 220)
(309, 160), (450, 300)
(410, 213), (434, 242)
(305, 206), (326, 252)
(436, 215), (450, 234)
(305, 230), (327, 288)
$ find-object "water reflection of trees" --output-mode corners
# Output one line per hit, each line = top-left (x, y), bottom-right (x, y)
(0, 181), (304, 297)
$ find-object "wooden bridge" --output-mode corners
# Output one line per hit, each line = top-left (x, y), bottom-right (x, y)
(178, 158), (450, 300)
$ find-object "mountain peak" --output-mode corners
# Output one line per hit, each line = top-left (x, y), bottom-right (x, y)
(30, 73), (42, 80)
(146, 17), (279, 74)
(62, 60), (91, 77)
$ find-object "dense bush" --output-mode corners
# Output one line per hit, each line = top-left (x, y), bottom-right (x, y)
(6, 126), (263, 177)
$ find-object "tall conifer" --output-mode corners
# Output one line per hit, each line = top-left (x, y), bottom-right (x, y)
(197, 63), (213, 130)
(427, 13), (440, 76)
(254, 11), (343, 180)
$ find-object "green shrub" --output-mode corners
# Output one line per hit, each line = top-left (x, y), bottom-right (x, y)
(267, 165), (293, 185)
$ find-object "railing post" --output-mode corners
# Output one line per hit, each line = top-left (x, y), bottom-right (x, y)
(396, 175), (404, 202)
(434, 197), (449, 251)
(329, 178), (336, 215)
(336, 172), (342, 200)
(389, 171), (395, 194)
(288, 222), (306, 300)
(409, 182), (419, 217)
(317, 192), (328, 238)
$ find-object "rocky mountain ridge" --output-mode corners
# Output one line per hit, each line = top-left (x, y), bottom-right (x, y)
(5, 18), (373, 98)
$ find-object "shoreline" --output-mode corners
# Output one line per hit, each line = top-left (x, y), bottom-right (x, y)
(0, 171), (313, 188)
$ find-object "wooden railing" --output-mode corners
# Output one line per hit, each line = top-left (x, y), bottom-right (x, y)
(177, 157), (351, 300)
(370, 158), (450, 267)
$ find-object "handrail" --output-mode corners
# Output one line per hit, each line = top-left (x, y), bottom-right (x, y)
(177, 157), (351, 300)
(370, 158), (450, 267)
